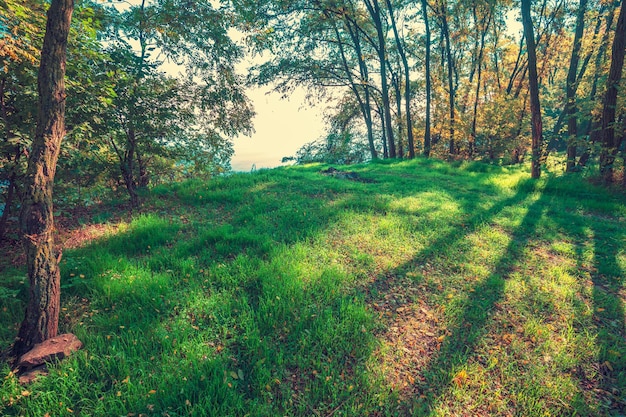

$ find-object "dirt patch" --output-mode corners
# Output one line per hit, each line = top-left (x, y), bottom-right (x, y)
(365, 276), (445, 399)
(320, 167), (376, 183)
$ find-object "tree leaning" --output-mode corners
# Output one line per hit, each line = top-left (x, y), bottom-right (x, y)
(12, 0), (74, 358)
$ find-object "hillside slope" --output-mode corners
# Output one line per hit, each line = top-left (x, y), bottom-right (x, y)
(1, 159), (625, 416)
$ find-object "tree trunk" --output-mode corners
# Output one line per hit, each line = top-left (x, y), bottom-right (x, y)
(137, 150), (149, 188)
(565, 0), (588, 172)
(342, 17), (377, 159)
(599, 0), (626, 184)
(521, 0), (542, 179)
(422, 0), (432, 157)
(385, 0), (415, 158)
(392, 67), (404, 158)
(365, 0), (396, 158)
(440, 0), (456, 156)
(0, 172), (17, 241)
(123, 129), (139, 209)
(578, 2), (619, 167)
(12, 0), (73, 358)
(470, 10), (491, 159)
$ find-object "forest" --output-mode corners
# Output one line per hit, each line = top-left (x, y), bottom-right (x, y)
(1, 0), (626, 415)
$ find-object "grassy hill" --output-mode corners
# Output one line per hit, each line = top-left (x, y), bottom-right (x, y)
(1, 158), (625, 416)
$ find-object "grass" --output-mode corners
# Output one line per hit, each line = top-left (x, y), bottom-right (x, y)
(1, 158), (625, 416)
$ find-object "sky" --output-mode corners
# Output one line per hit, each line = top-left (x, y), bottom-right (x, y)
(230, 87), (327, 171)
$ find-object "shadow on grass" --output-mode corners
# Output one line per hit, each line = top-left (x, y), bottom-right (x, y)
(366, 177), (555, 415)
(588, 217), (625, 412)
(3, 161), (581, 416)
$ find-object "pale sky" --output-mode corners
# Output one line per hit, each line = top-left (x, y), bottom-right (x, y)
(231, 87), (327, 171)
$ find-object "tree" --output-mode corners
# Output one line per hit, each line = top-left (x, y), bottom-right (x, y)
(421, 0), (432, 157)
(12, 0), (74, 357)
(100, 0), (253, 207)
(564, 0), (588, 172)
(0, 0), (45, 240)
(599, 0), (626, 184)
(385, 0), (415, 158)
(521, 0), (542, 179)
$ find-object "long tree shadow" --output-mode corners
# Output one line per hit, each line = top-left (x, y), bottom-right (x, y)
(587, 214), (625, 412)
(365, 176), (551, 415)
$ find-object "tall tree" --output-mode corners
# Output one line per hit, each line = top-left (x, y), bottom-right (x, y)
(422, 0), (432, 157)
(599, 0), (626, 184)
(385, 0), (415, 158)
(12, 0), (74, 357)
(363, 0), (396, 158)
(521, 0), (542, 179)
(565, 0), (588, 172)
(435, 0), (456, 156)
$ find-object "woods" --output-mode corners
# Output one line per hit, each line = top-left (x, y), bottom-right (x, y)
(1, 0), (626, 414)
(3, 0), (626, 205)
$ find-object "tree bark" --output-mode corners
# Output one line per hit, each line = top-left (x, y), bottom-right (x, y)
(422, 0), (432, 157)
(439, 0), (456, 156)
(385, 0), (415, 158)
(364, 0), (396, 158)
(341, 16), (377, 159)
(13, 0), (74, 358)
(599, 0), (626, 184)
(565, 0), (588, 172)
(470, 10), (492, 159)
(521, 0), (542, 179)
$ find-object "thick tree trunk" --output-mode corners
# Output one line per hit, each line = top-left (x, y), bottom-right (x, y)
(422, 0), (432, 157)
(577, 4), (618, 168)
(521, 0), (542, 179)
(13, 0), (73, 358)
(599, 0), (626, 184)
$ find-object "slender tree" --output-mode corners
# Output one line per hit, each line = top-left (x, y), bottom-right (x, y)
(521, 0), (542, 179)
(13, 0), (74, 357)
(385, 0), (415, 158)
(564, 0), (588, 172)
(599, 0), (626, 184)
(422, 0), (432, 157)
(363, 0), (396, 158)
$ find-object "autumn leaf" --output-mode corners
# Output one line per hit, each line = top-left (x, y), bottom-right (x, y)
(452, 369), (469, 387)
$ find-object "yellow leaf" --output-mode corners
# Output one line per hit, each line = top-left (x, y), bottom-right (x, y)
(452, 369), (469, 387)
(148, 389), (157, 395)
(21, 390), (31, 397)
(121, 376), (130, 384)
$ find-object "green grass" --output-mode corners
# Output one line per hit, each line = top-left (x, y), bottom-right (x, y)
(1, 158), (625, 416)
